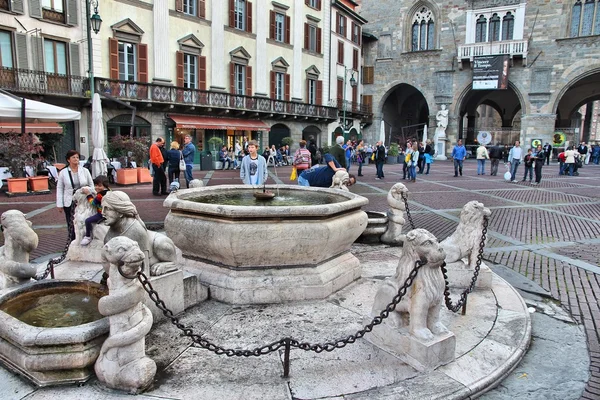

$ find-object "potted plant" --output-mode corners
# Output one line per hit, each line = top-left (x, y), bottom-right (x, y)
(281, 137), (294, 147)
(129, 136), (151, 183)
(207, 137), (224, 169)
(387, 142), (399, 164)
(0, 132), (44, 193)
(108, 135), (149, 185)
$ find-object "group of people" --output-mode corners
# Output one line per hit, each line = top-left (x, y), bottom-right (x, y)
(149, 135), (196, 195)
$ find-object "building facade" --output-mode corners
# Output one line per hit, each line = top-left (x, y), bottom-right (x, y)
(358, 0), (600, 152)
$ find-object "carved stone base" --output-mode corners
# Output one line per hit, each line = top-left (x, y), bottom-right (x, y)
(444, 260), (492, 289)
(67, 239), (105, 263)
(366, 319), (456, 372)
(143, 270), (186, 321)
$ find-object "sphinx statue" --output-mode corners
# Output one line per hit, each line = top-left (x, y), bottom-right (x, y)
(0, 210), (38, 288)
(101, 191), (178, 276)
(380, 183), (409, 245)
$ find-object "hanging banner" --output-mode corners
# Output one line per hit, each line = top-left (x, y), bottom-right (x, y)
(472, 55), (510, 90)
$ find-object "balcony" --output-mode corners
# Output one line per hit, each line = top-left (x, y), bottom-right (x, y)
(458, 39), (528, 65)
(329, 98), (373, 123)
(0, 67), (88, 97)
(95, 78), (338, 122)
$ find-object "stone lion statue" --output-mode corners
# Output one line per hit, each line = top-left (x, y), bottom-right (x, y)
(96, 236), (156, 393)
(440, 201), (491, 269)
(102, 191), (178, 277)
(72, 187), (109, 246)
(371, 228), (448, 341)
(0, 210), (38, 288)
(380, 183), (409, 245)
(330, 170), (350, 191)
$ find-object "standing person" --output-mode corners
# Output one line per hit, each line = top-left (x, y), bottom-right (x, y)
(488, 142), (504, 176)
(374, 140), (386, 180)
(219, 145), (232, 170)
(592, 144), (600, 165)
(343, 140), (353, 172)
(308, 138), (318, 166)
(451, 139), (467, 177)
(408, 143), (419, 182)
(166, 141), (181, 184)
(564, 146), (576, 176)
(56, 150), (94, 240)
(532, 144), (545, 185)
(182, 135), (195, 188)
(293, 140), (312, 176)
(329, 136), (347, 169)
(150, 137), (168, 196)
(507, 140), (523, 183)
(521, 148), (534, 182)
(356, 140), (365, 177)
(424, 148), (433, 175)
(476, 144), (490, 175)
(417, 142), (426, 174)
(240, 140), (268, 185)
(543, 142), (552, 165)
(79, 175), (110, 246)
(234, 141), (242, 169)
(578, 142), (588, 165)
(403, 144), (412, 180)
(298, 152), (354, 187)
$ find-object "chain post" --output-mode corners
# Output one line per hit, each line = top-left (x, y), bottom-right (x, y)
(283, 338), (291, 378)
(461, 295), (467, 315)
(401, 192), (416, 230)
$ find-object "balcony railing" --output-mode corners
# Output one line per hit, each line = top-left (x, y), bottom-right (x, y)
(328, 98), (373, 118)
(0, 67), (88, 97)
(458, 39), (528, 61)
(95, 78), (338, 120)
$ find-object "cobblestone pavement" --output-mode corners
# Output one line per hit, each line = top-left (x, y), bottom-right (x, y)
(1, 159), (599, 398)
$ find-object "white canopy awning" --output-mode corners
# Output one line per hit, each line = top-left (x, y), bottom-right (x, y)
(0, 92), (81, 121)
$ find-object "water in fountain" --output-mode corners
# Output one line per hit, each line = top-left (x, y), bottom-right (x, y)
(191, 190), (343, 206)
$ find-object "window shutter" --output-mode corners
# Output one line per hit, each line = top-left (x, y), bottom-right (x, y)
(245, 65), (252, 96)
(285, 73), (290, 101)
(15, 33), (28, 69)
(31, 36), (44, 71)
(337, 78), (343, 103)
(230, 62), (235, 93)
(246, 1), (253, 33)
(28, 0), (42, 18)
(317, 27), (322, 53)
(12, 0), (24, 14)
(285, 16), (291, 44)
(137, 43), (148, 82)
(305, 0), (308, 5)
(336, 13), (340, 33)
(317, 0), (321, 11)
(363, 66), (374, 84)
(69, 42), (81, 76)
(229, 0), (235, 27)
(358, 26), (362, 46)
(66, 0), (78, 25)
(306, 79), (309, 103)
(175, 0), (182, 12)
(270, 11), (275, 39)
(352, 22), (355, 42)
(316, 80), (322, 105)
(338, 41), (344, 64)
(198, 0), (205, 18)
(176, 51), (184, 87)
(353, 48), (358, 70)
(198, 56), (206, 90)
(304, 24), (309, 49)
(109, 38), (119, 79)
(352, 85), (357, 106)
(363, 95), (373, 113)
(270, 71), (275, 99)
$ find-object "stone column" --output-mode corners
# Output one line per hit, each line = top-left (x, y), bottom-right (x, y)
(152, 0), (171, 83)
(520, 113), (557, 150)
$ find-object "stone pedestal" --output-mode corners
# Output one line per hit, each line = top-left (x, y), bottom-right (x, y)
(366, 319), (456, 372)
(67, 240), (105, 263)
(143, 270), (187, 321)
(435, 127), (448, 160)
(444, 260), (492, 289)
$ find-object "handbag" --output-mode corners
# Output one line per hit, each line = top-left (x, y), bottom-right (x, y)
(290, 166), (297, 181)
(179, 151), (186, 170)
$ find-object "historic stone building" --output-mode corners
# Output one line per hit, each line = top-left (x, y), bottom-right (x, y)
(359, 0), (600, 153)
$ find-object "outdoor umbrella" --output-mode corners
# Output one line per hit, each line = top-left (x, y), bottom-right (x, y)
(0, 91), (81, 121)
(91, 93), (108, 178)
(422, 124), (428, 145)
(380, 119), (385, 144)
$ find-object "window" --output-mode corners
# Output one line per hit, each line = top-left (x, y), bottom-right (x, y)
(118, 41), (136, 81)
(306, 0), (321, 9)
(362, 66), (374, 84)
(275, 72), (285, 100)
(353, 48), (359, 70)
(571, 0), (600, 37)
(411, 7), (435, 51)
(184, 53), (197, 89)
(270, 11), (290, 43)
(502, 13), (514, 40)
(0, 31), (13, 68)
(352, 23), (361, 44)
(337, 41), (344, 64)
(489, 14), (500, 41)
(275, 13), (284, 42)
(475, 15), (487, 43)
(42, 0), (63, 12)
(307, 79), (316, 104)
(337, 13), (346, 36)
(304, 23), (321, 53)
(44, 40), (67, 74)
(183, 0), (196, 16)
(235, 0), (246, 30)
(270, 69), (289, 100)
(336, 77), (343, 102)
(234, 64), (245, 95)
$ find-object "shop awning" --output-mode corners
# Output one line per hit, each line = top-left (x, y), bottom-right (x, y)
(169, 115), (271, 131)
(0, 121), (63, 134)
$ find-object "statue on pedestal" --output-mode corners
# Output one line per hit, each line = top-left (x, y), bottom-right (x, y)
(380, 183), (409, 245)
(434, 104), (449, 160)
(0, 210), (38, 288)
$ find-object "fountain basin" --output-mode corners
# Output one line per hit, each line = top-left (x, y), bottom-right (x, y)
(164, 185), (369, 304)
(0, 280), (109, 386)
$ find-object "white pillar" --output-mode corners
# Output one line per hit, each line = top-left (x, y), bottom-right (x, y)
(255, 0), (268, 96)
(211, 4), (226, 90)
(153, 0), (171, 83)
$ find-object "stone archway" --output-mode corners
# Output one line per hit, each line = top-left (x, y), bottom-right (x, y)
(380, 83), (430, 145)
(269, 123), (290, 148)
(302, 125), (322, 146)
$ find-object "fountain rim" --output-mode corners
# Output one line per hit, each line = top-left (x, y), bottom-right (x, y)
(163, 184), (369, 217)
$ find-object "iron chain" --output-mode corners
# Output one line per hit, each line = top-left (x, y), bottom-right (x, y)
(402, 192), (416, 230)
(34, 208), (75, 281)
(442, 215), (489, 312)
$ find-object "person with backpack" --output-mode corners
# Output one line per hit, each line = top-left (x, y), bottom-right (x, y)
(408, 142), (419, 182)
(356, 140), (365, 177)
(521, 148), (534, 182)
(293, 140), (312, 175)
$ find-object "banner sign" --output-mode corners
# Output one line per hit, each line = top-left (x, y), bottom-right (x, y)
(472, 55), (510, 90)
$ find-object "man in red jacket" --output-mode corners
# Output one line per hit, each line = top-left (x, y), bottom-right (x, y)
(150, 137), (167, 196)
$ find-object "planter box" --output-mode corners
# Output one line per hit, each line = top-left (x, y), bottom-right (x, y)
(137, 167), (152, 183)
(28, 176), (49, 191)
(6, 178), (28, 193)
(116, 168), (138, 185)
(387, 157), (398, 164)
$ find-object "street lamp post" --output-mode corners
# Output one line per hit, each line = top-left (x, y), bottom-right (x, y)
(340, 67), (357, 139)
(86, 0), (102, 97)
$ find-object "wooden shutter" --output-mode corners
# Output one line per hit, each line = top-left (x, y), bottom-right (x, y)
(175, 0), (182, 12)
(246, 1), (252, 33)
(337, 78), (343, 103)
(12, 0), (24, 13)
(28, 0), (42, 18)
(353, 48), (358, 70)
(363, 95), (373, 113)
(336, 12), (340, 33)
(198, 0), (206, 18)
(69, 42), (81, 76)
(317, 27), (322, 53)
(352, 85), (357, 107)
(31, 36), (44, 71)
(304, 23), (309, 49)
(137, 43), (148, 83)
(362, 66), (374, 84)
(270, 11), (275, 39)
(15, 33), (28, 69)
(176, 51), (184, 87)
(66, 0), (78, 25)
(270, 71), (275, 99)
(306, 79), (310, 103)
(284, 73), (290, 101)
(358, 26), (362, 46)
(109, 38), (119, 79)
(230, 62), (235, 93)
(338, 41), (344, 64)
(305, 0), (308, 5)
(317, 0), (321, 11)
(198, 56), (206, 90)
(285, 16), (291, 44)
(229, 0), (235, 27)
(351, 22), (356, 42)
(245, 65), (252, 96)
(316, 80), (323, 105)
